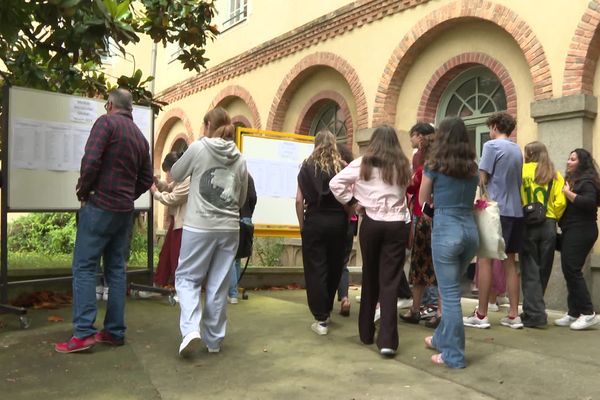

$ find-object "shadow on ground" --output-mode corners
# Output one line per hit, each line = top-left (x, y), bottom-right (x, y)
(1, 289), (599, 400)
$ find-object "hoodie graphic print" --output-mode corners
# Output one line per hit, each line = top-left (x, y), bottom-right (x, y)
(170, 137), (248, 231)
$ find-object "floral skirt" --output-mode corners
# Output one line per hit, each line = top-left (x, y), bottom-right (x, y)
(409, 216), (436, 286)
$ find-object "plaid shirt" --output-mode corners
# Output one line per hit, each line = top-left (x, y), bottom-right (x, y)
(76, 110), (153, 212)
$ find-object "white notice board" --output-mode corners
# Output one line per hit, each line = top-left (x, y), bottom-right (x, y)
(7, 86), (153, 210)
(238, 128), (314, 237)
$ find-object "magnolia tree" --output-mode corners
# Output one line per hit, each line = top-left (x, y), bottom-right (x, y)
(0, 0), (219, 113)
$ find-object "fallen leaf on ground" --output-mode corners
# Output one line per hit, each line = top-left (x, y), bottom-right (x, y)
(47, 315), (64, 322)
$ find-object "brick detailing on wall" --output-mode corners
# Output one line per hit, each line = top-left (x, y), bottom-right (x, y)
(294, 90), (354, 145)
(373, 0), (552, 126)
(563, 0), (600, 96)
(231, 115), (252, 128)
(206, 85), (262, 130)
(417, 53), (517, 122)
(155, 0), (429, 104)
(267, 52), (368, 134)
(154, 108), (194, 172)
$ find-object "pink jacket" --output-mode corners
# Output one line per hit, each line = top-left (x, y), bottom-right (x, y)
(329, 157), (411, 222)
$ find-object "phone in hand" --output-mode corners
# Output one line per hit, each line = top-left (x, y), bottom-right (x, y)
(421, 202), (434, 218)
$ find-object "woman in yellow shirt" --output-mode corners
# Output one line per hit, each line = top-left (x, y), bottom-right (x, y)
(519, 141), (566, 327)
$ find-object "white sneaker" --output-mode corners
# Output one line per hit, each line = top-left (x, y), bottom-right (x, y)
(96, 285), (104, 301)
(227, 296), (239, 304)
(554, 314), (577, 327)
(374, 307), (381, 323)
(488, 303), (500, 312)
(207, 346), (221, 353)
(311, 321), (328, 335)
(570, 313), (599, 330)
(179, 331), (201, 357)
(500, 315), (524, 329)
(397, 298), (413, 309)
(137, 290), (159, 299)
(496, 296), (509, 306)
(102, 286), (109, 301)
(463, 311), (491, 329)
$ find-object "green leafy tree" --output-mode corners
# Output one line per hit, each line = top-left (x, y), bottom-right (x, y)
(0, 0), (219, 113)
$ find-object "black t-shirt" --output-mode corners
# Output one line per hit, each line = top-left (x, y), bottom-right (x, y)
(297, 162), (344, 215)
(559, 178), (598, 230)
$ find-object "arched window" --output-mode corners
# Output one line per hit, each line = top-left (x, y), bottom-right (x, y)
(437, 67), (507, 158)
(309, 101), (348, 143)
(171, 138), (188, 155)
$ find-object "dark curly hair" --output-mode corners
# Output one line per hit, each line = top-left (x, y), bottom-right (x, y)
(566, 148), (600, 205)
(486, 112), (516, 136)
(426, 117), (477, 178)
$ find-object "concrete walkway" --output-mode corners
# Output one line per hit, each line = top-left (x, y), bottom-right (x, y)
(1, 289), (599, 400)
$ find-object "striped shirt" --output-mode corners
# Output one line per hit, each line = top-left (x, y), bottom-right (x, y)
(76, 110), (153, 212)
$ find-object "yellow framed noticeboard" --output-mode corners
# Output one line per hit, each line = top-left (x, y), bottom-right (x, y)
(237, 127), (314, 237)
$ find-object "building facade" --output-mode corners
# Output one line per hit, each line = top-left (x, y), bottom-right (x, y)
(108, 0), (600, 308)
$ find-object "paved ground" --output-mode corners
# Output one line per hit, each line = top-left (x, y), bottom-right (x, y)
(1, 289), (599, 400)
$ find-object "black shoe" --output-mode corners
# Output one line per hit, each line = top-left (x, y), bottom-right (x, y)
(400, 309), (420, 324)
(424, 315), (441, 329)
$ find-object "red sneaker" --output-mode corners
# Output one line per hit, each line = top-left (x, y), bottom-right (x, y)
(94, 331), (125, 346)
(54, 335), (96, 353)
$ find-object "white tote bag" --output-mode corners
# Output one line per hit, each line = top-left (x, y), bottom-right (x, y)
(473, 192), (507, 260)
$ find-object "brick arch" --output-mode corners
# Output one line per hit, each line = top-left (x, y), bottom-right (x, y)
(154, 108), (194, 172)
(373, 0), (552, 126)
(231, 115), (252, 128)
(418, 53), (517, 123)
(206, 85), (261, 129)
(563, 0), (600, 95)
(295, 90), (354, 145)
(267, 52), (368, 132)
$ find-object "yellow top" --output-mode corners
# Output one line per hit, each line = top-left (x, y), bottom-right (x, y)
(520, 162), (567, 220)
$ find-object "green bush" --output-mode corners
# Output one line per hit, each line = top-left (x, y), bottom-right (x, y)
(253, 237), (284, 266)
(8, 212), (77, 254)
(7, 212), (155, 268)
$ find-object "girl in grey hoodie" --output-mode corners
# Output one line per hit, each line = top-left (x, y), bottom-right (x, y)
(171, 108), (248, 357)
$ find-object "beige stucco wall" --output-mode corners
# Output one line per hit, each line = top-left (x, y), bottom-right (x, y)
(395, 20), (536, 151)
(148, 0), (598, 232)
(280, 68), (357, 134)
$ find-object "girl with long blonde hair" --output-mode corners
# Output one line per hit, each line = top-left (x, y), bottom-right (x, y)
(520, 141), (566, 328)
(296, 130), (348, 336)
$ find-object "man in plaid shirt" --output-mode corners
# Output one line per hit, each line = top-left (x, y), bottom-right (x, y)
(56, 88), (153, 353)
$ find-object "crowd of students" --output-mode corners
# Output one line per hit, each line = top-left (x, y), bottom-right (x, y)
(296, 111), (600, 368)
(57, 90), (599, 369)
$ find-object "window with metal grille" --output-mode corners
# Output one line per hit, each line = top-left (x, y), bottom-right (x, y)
(309, 101), (348, 143)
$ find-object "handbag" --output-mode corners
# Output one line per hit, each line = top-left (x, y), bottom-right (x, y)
(473, 185), (507, 260)
(235, 220), (254, 259)
(523, 180), (553, 225)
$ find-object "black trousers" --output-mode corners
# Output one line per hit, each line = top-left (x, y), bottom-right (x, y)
(561, 223), (598, 317)
(358, 215), (409, 351)
(520, 219), (556, 324)
(301, 212), (348, 321)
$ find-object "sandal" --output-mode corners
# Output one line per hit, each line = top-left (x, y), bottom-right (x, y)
(431, 353), (446, 366)
(340, 299), (351, 317)
(424, 336), (435, 350)
(399, 309), (420, 324)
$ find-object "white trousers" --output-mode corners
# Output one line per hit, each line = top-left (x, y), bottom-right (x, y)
(175, 229), (238, 349)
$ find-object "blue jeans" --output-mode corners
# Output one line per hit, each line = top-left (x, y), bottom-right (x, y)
(431, 208), (478, 368)
(228, 217), (252, 298)
(72, 203), (132, 340)
(422, 285), (438, 306)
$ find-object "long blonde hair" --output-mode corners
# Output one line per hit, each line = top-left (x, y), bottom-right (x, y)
(305, 130), (344, 176)
(524, 141), (556, 185)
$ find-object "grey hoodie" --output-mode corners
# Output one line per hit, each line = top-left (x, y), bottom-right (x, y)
(171, 137), (248, 231)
